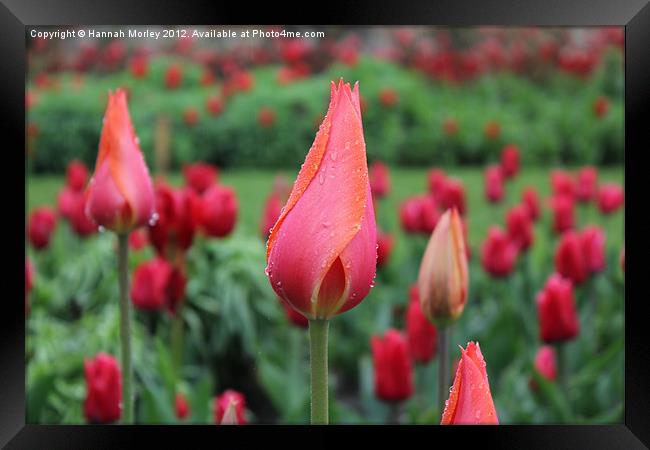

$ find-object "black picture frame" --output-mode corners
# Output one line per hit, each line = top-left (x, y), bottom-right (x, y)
(4, 0), (649, 447)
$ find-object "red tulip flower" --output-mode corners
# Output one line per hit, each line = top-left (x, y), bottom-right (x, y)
(549, 195), (575, 234)
(57, 187), (77, 220)
(550, 170), (576, 199)
(165, 64), (183, 89)
(206, 96), (224, 117)
(128, 229), (148, 251)
(530, 345), (557, 391)
(183, 163), (219, 194)
(406, 285), (437, 364)
(576, 166), (598, 203)
(266, 80), (377, 320)
(258, 107), (276, 128)
(484, 121), (501, 140)
(400, 195), (440, 235)
(522, 187), (541, 221)
(481, 226), (518, 277)
(377, 232), (395, 268)
(593, 96), (610, 118)
(440, 178), (467, 215)
(86, 89), (154, 234)
(183, 108), (199, 126)
(68, 193), (97, 237)
(280, 297), (309, 328)
(130, 257), (186, 312)
(580, 226), (606, 274)
(597, 183), (624, 214)
(130, 55), (149, 79)
(484, 165), (505, 203)
(66, 160), (88, 192)
(506, 204), (534, 251)
(176, 393), (190, 420)
(428, 169), (447, 198)
(200, 185), (238, 238)
(27, 207), (57, 250)
(214, 390), (247, 425)
(84, 353), (122, 424)
(500, 144), (520, 179)
(369, 161), (391, 198)
(148, 184), (199, 258)
(441, 342), (498, 424)
(200, 70), (216, 86)
(537, 274), (579, 343)
(379, 88), (398, 108)
(555, 231), (588, 285)
(371, 329), (414, 403)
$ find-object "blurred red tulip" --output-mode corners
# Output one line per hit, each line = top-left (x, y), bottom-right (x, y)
(406, 285), (437, 364)
(200, 185), (238, 238)
(66, 160), (88, 192)
(441, 342), (498, 424)
(439, 178), (467, 215)
(484, 121), (501, 140)
(484, 165), (504, 203)
(580, 226), (606, 274)
(549, 195), (575, 234)
(130, 257), (186, 313)
(377, 232), (395, 268)
(530, 345), (557, 391)
(522, 187), (541, 221)
(500, 144), (520, 179)
(593, 96), (610, 118)
(27, 207), (57, 250)
(576, 166), (598, 203)
(506, 204), (534, 251)
(265, 80), (377, 320)
(86, 89), (154, 233)
(537, 274), (579, 343)
(443, 117), (459, 136)
(550, 170), (576, 199)
(260, 192), (283, 239)
(165, 64), (183, 89)
(130, 55), (149, 78)
(200, 70), (216, 86)
(206, 96), (224, 117)
(57, 187), (77, 220)
(183, 108), (199, 126)
(379, 88), (398, 108)
(555, 231), (588, 285)
(214, 390), (247, 425)
(371, 329), (414, 403)
(128, 229), (148, 251)
(428, 169), (447, 198)
(102, 40), (126, 70)
(176, 393), (190, 420)
(258, 107), (276, 128)
(84, 353), (121, 424)
(369, 161), (391, 198)
(183, 163), (219, 194)
(400, 195), (440, 235)
(597, 183), (624, 214)
(149, 184), (199, 257)
(68, 193), (97, 237)
(280, 297), (309, 328)
(481, 226), (518, 277)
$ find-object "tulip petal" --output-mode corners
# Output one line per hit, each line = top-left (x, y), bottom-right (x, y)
(267, 81), (371, 318)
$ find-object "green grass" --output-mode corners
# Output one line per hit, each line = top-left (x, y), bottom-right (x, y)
(26, 166), (624, 254)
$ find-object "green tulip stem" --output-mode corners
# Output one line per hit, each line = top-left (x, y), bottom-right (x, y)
(117, 233), (134, 424)
(438, 325), (450, 419)
(309, 319), (329, 424)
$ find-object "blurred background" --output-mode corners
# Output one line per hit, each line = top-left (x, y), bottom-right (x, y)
(25, 26), (624, 424)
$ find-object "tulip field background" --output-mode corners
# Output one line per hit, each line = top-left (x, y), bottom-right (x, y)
(25, 26), (624, 424)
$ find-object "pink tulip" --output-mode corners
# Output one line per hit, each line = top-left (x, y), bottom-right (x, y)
(266, 80), (377, 319)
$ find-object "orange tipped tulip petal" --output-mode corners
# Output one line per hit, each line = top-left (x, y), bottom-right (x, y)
(417, 208), (468, 326)
(266, 80), (376, 319)
(87, 89), (154, 233)
(441, 342), (498, 425)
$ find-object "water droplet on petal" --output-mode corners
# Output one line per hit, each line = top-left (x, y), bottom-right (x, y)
(148, 212), (160, 227)
(330, 152), (338, 161)
(322, 221), (331, 228)
(319, 173), (325, 185)
(98, 225), (105, 233)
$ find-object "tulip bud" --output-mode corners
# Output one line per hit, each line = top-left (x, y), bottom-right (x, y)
(533, 345), (557, 384)
(406, 285), (437, 364)
(576, 166), (598, 203)
(175, 393), (190, 420)
(500, 144), (520, 179)
(550, 170), (576, 199)
(266, 80), (377, 320)
(521, 186), (541, 221)
(506, 204), (534, 251)
(84, 353), (122, 424)
(597, 183), (624, 214)
(371, 329), (414, 403)
(165, 64), (183, 89)
(549, 195), (575, 234)
(128, 229), (148, 251)
(440, 179), (467, 215)
(69, 193), (97, 237)
(399, 195), (439, 235)
(149, 183), (199, 258)
(369, 161), (391, 198)
(183, 163), (219, 194)
(66, 160), (88, 192)
(130, 258), (186, 313)
(536, 274), (579, 343)
(200, 185), (238, 238)
(484, 165), (505, 203)
(580, 226), (606, 274)
(27, 207), (57, 250)
(441, 341), (498, 424)
(86, 89), (154, 234)
(417, 208), (469, 326)
(555, 231), (587, 285)
(428, 169), (447, 198)
(214, 390), (247, 425)
(481, 225), (518, 278)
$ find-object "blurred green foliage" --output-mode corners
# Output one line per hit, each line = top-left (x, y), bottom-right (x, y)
(27, 51), (623, 173)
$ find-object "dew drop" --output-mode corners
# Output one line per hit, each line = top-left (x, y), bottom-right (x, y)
(148, 212), (160, 227)
(276, 281), (282, 287)
(322, 221), (331, 228)
(475, 410), (481, 420)
(98, 225), (105, 233)
(319, 173), (325, 185)
(330, 151), (338, 162)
